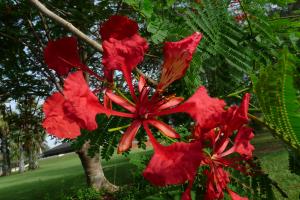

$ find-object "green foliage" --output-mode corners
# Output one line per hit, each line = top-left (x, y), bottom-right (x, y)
(123, 0), (154, 18)
(182, 0), (253, 96)
(254, 48), (300, 152)
(288, 149), (300, 176)
(58, 187), (103, 200)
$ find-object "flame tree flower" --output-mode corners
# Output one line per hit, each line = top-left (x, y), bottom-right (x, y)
(143, 94), (254, 200)
(104, 32), (203, 153)
(41, 15), (255, 200)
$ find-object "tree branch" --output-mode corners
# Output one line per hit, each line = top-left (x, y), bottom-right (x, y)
(29, 0), (103, 52)
(29, 0), (158, 86)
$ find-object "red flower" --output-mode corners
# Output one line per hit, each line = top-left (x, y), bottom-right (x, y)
(43, 71), (108, 139)
(44, 37), (82, 75)
(199, 94), (253, 200)
(200, 128), (252, 200)
(106, 76), (183, 153)
(157, 32), (203, 91)
(100, 15), (148, 87)
(141, 94), (253, 200)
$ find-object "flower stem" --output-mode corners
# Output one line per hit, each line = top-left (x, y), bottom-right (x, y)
(113, 84), (135, 105)
(221, 87), (250, 98)
(108, 124), (131, 132)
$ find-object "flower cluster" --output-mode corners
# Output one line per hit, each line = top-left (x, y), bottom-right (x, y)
(42, 15), (254, 200)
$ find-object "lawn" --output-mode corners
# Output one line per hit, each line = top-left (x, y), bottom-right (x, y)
(0, 132), (299, 200)
(0, 151), (145, 200)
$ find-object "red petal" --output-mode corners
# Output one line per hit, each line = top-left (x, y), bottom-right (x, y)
(157, 97), (184, 111)
(42, 92), (80, 139)
(204, 167), (230, 200)
(146, 119), (180, 138)
(138, 76), (146, 93)
(100, 15), (138, 40)
(105, 89), (136, 113)
(157, 32), (202, 91)
(44, 37), (82, 75)
(63, 71), (106, 131)
(234, 127), (255, 158)
(117, 120), (142, 153)
(104, 89), (113, 117)
(102, 34), (148, 73)
(156, 86), (225, 131)
(227, 189), (248, 200)
(143, 123), (202, 186)
(102, 35), (148, 99)
(222, 93), (250, 133)
(239, 93), (250, 119)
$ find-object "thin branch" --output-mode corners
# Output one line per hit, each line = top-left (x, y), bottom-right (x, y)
(27, 18), (45, 48)
(39, 12), (51, 40)
(136, 68), (158, 86)
(29, 0), (103, 52)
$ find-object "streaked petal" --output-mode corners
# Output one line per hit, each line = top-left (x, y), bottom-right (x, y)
(157, 32), (202, 91)
(138, 76), (147, 93)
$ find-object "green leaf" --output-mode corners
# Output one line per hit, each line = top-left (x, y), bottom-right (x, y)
(141, 0), (153, 18)
(254, 48), (300, 152)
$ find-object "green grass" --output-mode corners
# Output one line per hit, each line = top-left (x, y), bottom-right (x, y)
(253, 132), (300, 200)
(0, 152), (142, 200)
(0, 133), (299, 200)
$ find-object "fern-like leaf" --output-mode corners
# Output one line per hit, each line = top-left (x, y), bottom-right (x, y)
(254, 48), (300, 152)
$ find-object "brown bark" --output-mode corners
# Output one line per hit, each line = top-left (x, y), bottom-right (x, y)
(76, 141), (118, 192)
(19, 144), (25, 173)
(0, 131), (11, 176)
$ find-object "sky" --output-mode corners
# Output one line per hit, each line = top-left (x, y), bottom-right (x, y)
(46, 136), (61, 148)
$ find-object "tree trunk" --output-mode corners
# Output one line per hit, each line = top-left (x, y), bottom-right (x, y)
(0, 132), (11, 176)
(19, 144), (25, 173)
(76, 141), (118, 192)
(28, 149), (39, 170)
